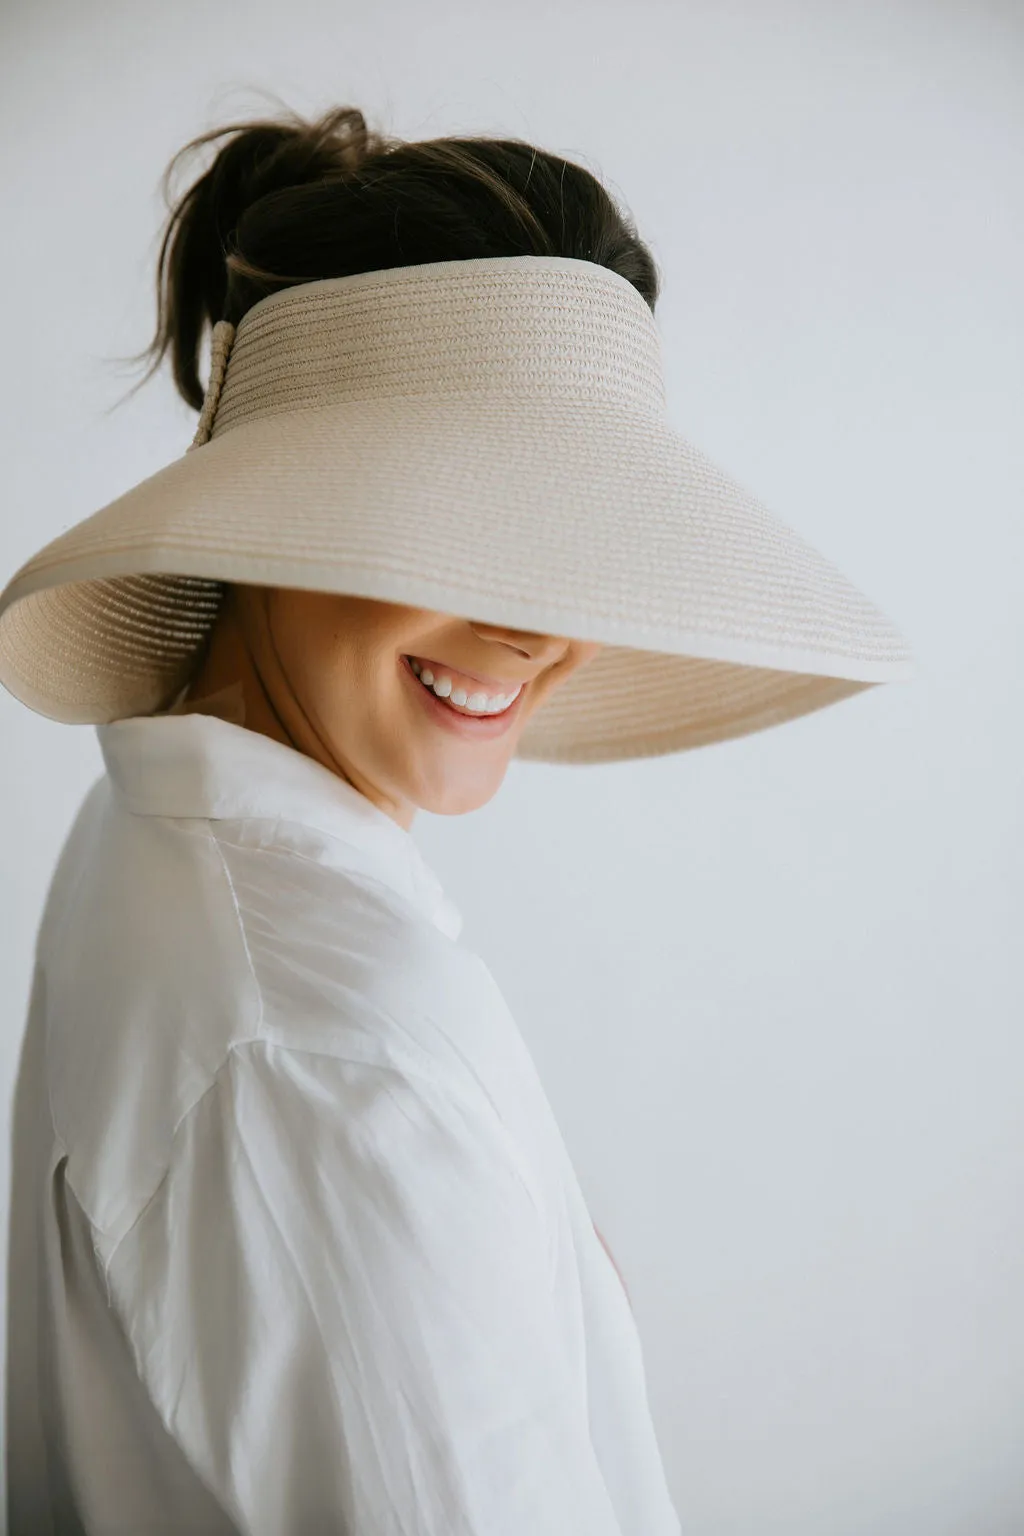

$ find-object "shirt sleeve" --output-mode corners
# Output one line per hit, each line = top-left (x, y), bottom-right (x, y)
(103, 1038), (626, 1536)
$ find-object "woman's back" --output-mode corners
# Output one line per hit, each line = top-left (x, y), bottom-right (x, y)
(6, 709), (680, 1534)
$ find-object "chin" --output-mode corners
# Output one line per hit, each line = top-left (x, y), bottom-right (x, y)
(411, 767), (509, 817)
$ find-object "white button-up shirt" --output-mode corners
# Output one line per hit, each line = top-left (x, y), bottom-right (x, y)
(6, 704), (681, 1535)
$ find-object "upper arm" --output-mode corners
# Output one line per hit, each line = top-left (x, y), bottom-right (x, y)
(105, 1040), (624, 1536)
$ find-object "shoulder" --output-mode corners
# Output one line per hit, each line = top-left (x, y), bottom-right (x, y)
(103, 1023), (560, 1324)
(209, 817), (502, 1085)
(37, 788), (522, 1261)
(206, 819), (570, 1245)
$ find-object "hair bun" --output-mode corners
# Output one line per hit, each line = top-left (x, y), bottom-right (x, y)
(147, 108), (389, 409)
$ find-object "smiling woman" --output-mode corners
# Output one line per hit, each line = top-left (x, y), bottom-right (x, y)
(177, 583), (599, 825)
(1, 101), (911, 1536)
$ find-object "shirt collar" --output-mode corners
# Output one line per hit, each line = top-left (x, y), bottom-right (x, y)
(95, 710), (463, 941)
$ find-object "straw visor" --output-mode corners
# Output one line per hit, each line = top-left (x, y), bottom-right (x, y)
(0, 255), (913, 762)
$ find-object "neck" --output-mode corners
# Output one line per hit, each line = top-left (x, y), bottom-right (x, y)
(182, 588), (417, 832)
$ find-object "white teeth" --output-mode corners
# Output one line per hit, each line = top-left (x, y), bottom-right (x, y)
(407, 658), (521, 715)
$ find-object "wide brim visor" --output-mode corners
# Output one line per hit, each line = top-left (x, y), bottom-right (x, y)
(0, 393), (913, 763)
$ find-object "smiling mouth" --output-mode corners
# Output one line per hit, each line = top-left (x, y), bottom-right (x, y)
(403, 656), (524, 718)
(400, 657), (527, 739)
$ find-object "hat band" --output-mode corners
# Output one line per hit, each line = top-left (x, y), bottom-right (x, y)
(191, 255), (668, 448)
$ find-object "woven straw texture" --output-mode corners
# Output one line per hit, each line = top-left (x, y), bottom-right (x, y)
(0, 255), (912, 762)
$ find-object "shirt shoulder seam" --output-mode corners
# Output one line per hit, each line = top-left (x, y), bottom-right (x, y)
(99, 1034), (554, 1286)
(205, 823), (266, 1043)
(96, 1036), (406, 1281)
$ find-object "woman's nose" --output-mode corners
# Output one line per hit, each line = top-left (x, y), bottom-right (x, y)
(467, 621), (567, 663)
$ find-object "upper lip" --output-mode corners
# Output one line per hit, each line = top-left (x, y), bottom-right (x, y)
(406, 655), (526, 692)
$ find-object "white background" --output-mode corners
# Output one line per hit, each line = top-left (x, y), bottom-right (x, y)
(1, 2), (1022, 1530)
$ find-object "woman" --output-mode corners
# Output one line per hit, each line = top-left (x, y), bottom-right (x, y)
(1, 107), (913, 1534)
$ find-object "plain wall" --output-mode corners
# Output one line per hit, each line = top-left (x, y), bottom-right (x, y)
(1, 1), (1021, 1530)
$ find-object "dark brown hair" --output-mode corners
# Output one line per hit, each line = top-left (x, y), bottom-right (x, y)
(139, 104), (661, 411)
